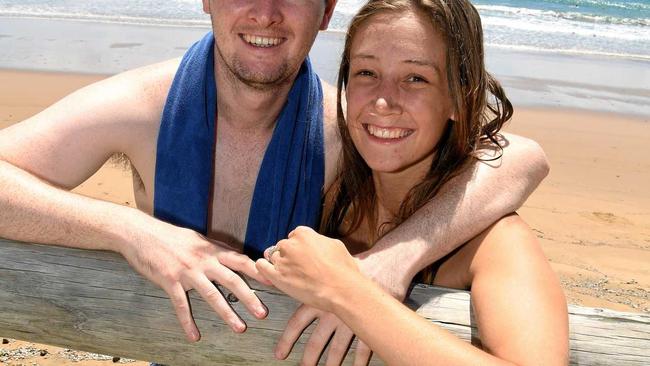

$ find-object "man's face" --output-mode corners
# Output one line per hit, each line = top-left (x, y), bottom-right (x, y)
(203, 0), (336, 90)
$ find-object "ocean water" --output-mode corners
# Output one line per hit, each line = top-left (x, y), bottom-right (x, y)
(0, 0), (648, 60)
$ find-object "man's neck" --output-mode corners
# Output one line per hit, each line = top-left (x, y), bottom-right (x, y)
(214, 55), (298, 132)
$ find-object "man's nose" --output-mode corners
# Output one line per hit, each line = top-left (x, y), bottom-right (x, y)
(248, 0), (283, 27)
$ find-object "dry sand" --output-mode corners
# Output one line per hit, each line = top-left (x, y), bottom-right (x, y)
(1, 69), (648, 364)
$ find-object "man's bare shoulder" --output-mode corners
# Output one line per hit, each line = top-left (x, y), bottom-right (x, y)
(321, 79), (338, 125)
(0, 58), (184, 190)
(320, 78), (342, 189)
(101, 57), (182, 121)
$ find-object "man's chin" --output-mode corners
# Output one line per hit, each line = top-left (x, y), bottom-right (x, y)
(234, 69), (293, 91)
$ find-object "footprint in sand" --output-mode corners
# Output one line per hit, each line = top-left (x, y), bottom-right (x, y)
(587, 211), (632, 225)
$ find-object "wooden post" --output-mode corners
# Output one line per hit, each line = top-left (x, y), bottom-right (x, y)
(1, 238), (648, 365)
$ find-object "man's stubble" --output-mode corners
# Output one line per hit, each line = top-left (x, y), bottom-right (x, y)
(214, 41), (298, 92)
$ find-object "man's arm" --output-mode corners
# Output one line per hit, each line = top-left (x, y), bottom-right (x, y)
(359, 133), (550, 297)
(0, 63), (269, 340)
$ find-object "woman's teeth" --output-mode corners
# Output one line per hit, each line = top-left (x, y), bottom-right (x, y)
(366, 124), (413, 139)
(242, 34), (282, 47)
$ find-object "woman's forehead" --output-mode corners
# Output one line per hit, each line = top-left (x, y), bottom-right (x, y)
(350, 11), (446, 64)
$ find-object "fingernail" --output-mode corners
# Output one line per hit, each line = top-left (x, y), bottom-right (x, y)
(233, 322), (246, 333)
(189, 330), (199, 342)
(256, 305), (267, 318)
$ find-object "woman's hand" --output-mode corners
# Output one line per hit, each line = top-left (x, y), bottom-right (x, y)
(255, 226), (362, 313)
(256, 227), (374, 364)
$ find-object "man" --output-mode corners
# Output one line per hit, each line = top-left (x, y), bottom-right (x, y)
(0, 1), (549, 365)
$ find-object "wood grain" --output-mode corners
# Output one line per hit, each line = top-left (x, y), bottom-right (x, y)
(1, 238), (648, 365)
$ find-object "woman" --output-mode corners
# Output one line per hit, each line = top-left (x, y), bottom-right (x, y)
(257, 1), (568, 365)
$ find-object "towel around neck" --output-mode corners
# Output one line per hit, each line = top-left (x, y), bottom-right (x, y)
(154, 32), (325, 259)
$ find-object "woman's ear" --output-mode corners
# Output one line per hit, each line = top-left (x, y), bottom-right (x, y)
(449, 109), (457, 123)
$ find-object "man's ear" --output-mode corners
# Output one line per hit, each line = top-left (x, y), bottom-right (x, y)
(320, 0), (338, 30)
(202, 0), (210, 14)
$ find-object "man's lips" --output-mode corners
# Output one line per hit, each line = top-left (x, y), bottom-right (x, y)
(240, 33), (285, 48)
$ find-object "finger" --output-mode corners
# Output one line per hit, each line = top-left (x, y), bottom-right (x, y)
(302, 319), (338, 366)
(219, 251), (272, 286)
(288, 225), (312, 238)
(167, 284), (200, 342)
(193, 276), (246, 333)
(353, 340), (373, 366)
(325, 326), (354, 366)
(255, 258), (282, 288)
(275, 305), (318, 359)
(206, 265), (268, 320)
(256, 258), (279, 283)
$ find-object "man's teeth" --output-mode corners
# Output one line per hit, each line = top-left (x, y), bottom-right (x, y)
(243, 34), (282, 47)
(366, 125), (412, 139)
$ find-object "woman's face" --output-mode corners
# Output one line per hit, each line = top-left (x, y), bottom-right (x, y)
(346, 9), (455, 176)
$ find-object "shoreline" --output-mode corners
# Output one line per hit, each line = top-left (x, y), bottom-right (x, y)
(1, 17), (649, 117)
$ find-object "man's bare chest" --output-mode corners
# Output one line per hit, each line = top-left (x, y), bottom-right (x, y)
(208, 132), (270, 248)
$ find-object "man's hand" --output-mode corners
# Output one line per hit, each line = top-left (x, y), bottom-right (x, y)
(119, 219), (271, 342)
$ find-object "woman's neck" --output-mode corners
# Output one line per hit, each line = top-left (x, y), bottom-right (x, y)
(342, 155), (435, 253)
(372, 155), (435, 224)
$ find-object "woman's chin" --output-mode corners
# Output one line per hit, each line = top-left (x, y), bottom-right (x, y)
(366, 160), (411, 175)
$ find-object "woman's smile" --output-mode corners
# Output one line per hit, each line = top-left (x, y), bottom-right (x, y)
(363, 123), (414, 142)
(345, 10), (454, 175)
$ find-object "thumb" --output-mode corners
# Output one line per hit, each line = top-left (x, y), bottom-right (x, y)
(255, 258), (278, 286)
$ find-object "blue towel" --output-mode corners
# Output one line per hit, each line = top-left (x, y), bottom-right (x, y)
(154, 32), (324, 259)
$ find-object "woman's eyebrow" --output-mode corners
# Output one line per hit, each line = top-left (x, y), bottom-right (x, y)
(350, 53), (376, 60)
(403, 59), (441, 74)
(350, 54), (442, 76)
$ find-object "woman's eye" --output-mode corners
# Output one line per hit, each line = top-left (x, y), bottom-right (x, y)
(407, 75), (428, 83)
(355, 70), (375, 77)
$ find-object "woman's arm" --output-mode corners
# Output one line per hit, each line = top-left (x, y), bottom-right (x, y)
(257, 222), (568, 365)
(256, 226), (567, 366)
(330, 275), (510, 366)
(255, 227), (506, 366)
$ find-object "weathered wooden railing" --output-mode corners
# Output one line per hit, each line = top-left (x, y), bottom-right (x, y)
(1, 238), (648, 365)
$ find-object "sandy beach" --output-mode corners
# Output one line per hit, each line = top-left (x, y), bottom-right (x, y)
(1, 7), (649, 364)
(2, 67), (649, 364)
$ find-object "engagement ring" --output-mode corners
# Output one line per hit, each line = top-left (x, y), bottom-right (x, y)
(267, 245), (280, 263)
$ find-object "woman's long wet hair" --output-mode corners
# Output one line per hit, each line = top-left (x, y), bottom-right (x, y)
(322, 0), (513, 283)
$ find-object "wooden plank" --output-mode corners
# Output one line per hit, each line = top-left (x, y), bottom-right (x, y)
(0, 238), (648, 365)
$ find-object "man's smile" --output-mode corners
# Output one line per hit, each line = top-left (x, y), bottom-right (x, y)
(240, 34), (285, 48)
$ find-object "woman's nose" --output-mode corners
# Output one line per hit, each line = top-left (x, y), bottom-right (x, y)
(374, 83), (402, 115)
